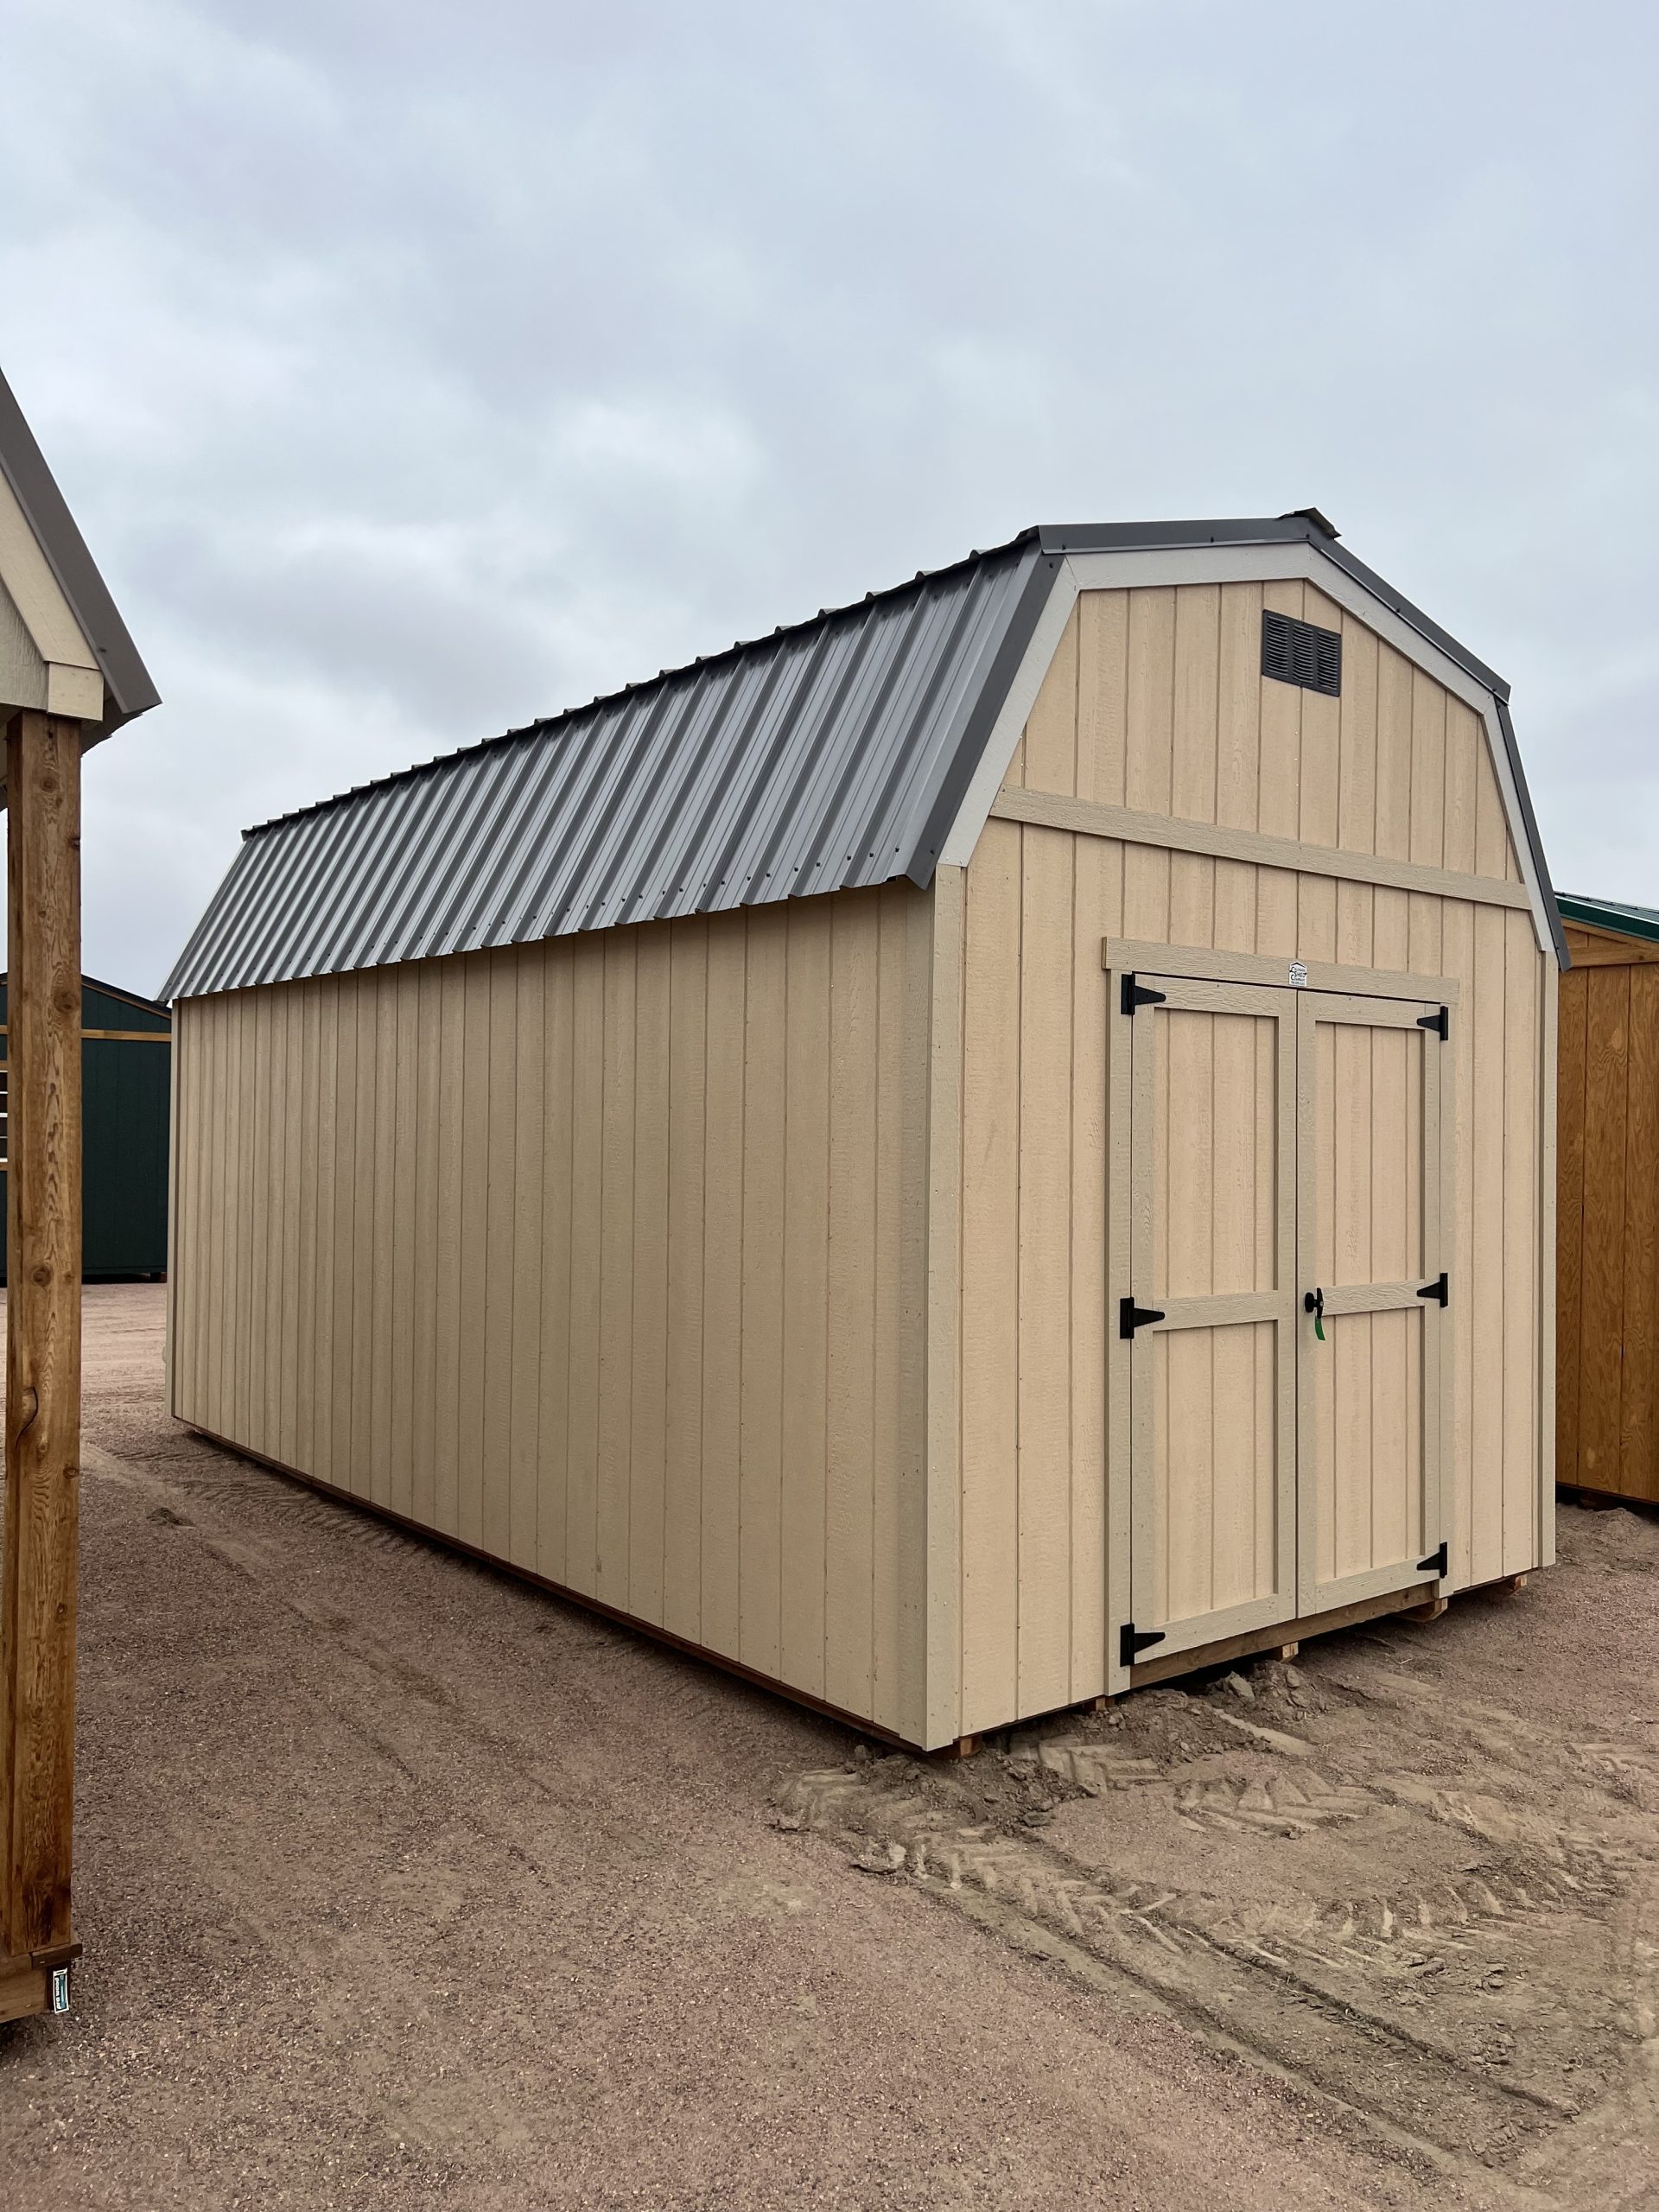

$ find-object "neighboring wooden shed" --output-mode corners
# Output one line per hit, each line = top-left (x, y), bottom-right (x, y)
(163, 514), (1564, 1751)
(1555, 894), (1659, 1506)
(0, 975), (170, 1282)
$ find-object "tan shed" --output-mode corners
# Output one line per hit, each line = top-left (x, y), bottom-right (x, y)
(1555, 894), (1659, 1508)
(162, 514), (1565, 1751)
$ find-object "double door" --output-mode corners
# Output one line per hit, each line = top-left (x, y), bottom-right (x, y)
(1120, 971), (1448, 1671)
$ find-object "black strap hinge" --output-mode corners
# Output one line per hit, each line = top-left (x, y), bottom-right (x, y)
(1416, 1271), (1449, 1307)
(1417, 1006), (1449, 1040)
(1120, 1622), (1167, 1669)
(1119, 1295), (1166, 1339)
(1416, 1541), (1448, 1578)
(1121, 972), (1167, 1016)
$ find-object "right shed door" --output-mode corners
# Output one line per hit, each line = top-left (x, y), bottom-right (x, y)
(1296, 990), (1447, 1617)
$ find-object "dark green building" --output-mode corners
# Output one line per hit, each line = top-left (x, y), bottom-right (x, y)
(0, 975), (170, 1281)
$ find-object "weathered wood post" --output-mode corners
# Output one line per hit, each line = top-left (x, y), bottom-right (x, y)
(0, 708), (83, 2018)
(0, 367), (156, 2022)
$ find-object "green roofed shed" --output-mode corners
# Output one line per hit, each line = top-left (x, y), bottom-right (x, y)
(0, 974), (170, 1281)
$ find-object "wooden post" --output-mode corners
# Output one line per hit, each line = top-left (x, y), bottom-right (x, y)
(0, 708), (83, 2013)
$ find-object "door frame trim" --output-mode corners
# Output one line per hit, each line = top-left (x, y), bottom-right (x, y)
(1104, 937), (1463, 1007)
(1105, 945), (1458, 1690)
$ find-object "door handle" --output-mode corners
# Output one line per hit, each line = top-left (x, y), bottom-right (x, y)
(1303, 1286), (1325, 1341)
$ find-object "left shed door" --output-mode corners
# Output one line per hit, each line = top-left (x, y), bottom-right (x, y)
(1125, 979), (1300, 1660)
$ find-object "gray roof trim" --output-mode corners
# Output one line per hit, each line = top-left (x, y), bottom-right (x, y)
(1492, 698), (1568, 968)
(0, 366), (160, 734)
(1034, 517), (1511, 699)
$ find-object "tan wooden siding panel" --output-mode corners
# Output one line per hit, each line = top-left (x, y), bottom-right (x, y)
(823, 893), (878, 1718)
(662, 924), (707, 1640)
(1122, 588), (1175, 950)
(168, 885), (931, 1738)
(1255, 582), (1303, 958)
(433, 961), (465, 1540)
(597, 934), (639, 1611)
(510, 952), (549, 1573)
(1076, 589), (1128, 807)
(409, 963), (440, 1532)
(535, 946), (575, 1587)
(565, 950), (606, 1596)
(1214, 581), (1262, 953)
(628, 929), (671, 1620)
(480, 956), (518, 1554)
(1022, 600), (1079, 796)
(699, 920), (746, 1657)
(780, 904), (830, 1699)
(740, 905), (788, 1679)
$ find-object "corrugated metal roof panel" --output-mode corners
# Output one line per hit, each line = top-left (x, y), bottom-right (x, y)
(163, 535), (1054, 998)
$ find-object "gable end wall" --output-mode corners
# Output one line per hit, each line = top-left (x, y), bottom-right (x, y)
(946, 580), (1555, 1738)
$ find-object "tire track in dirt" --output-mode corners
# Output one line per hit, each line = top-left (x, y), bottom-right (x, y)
(776, 1761), (1574, 2171)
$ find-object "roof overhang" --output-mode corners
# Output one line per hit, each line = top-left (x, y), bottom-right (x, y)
(0, 367), (158, 744)
(940, 520), (1567, 968)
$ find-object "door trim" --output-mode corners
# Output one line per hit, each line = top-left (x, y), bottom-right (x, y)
(1104, 937), (1463, 1008)
(1105, 951), (1456, 1690)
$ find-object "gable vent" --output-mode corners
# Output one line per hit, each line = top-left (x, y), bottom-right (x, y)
(1262, 609), (1341, 697)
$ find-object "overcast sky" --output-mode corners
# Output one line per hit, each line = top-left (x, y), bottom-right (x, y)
(4, 0), (1656, 995)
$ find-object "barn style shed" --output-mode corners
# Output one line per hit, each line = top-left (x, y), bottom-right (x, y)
(0, 974), (171, 1282)
(163, 514), (1564, 1751)
(1555, 893), (1659, 1508)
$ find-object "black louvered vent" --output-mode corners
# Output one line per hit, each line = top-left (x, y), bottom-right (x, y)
(1262, 609), (1342, 696)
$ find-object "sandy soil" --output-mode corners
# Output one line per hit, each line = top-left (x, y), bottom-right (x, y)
(2, 1285), (1656, 2209)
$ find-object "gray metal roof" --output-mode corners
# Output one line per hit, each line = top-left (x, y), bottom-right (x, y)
(0, 365), (160, 737)
(163, 513), (1564, 999)
(163, 533), (1057, 998)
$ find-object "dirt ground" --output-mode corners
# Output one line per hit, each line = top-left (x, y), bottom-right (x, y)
(3, 1287), (1657, 2209)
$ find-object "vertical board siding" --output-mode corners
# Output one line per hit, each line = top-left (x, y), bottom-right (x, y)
(954, 587), (1551, 1735)
(1557, 926), (1659, 1505)
(169, 887), (932, 1735)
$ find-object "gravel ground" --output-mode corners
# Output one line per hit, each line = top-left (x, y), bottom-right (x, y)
(3, 1285), (1655, 2209)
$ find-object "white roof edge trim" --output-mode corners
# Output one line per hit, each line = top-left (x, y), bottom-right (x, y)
(938, 544), (1558, 964)
(0, 464), (99, 673)
(938, 555), (1084, 868)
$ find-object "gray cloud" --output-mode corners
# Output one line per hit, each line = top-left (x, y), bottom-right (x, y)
(3, 0), (1655, 990)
